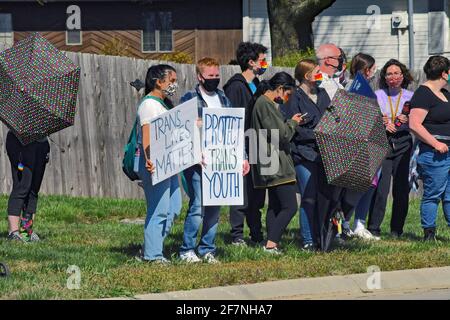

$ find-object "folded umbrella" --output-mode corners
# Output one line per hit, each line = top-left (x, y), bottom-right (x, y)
(0, 32), (80, 145)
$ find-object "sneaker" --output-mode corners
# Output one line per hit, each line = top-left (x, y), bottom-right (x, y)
(29, 231), (40, 242)
(151, 257), (171, 265)
(263, 246), (282, 255)
(354, 228), (380, 241)
(301, 243), (316, 252)
(7, 230), (26, 242)
(341, 227), (355, 239)
(202, 252), (220, 264)
(390, 231), (402, 239)
(231, 239), (247, 247)
(423, 228), (437, 242)
(179, 250), (201, 263)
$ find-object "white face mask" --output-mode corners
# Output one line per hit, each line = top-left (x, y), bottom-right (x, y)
(162, 82), (179, 96)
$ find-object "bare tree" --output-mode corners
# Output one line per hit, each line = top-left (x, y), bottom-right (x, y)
(268, 0), (336, 56)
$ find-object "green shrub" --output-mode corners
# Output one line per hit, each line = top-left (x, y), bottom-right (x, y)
(100, 37), (132, 58)
(272, 48), (316, 67)
(158, 51), (194, 64)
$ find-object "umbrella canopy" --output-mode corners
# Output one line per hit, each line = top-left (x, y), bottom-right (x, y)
(0, 32), (80, 145)
(314, 89), (390, 192)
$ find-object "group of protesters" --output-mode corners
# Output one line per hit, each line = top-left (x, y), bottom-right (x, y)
(6, 40), (450, 265)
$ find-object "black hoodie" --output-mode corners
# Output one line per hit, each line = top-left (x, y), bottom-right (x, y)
(223, 73), (260, 131)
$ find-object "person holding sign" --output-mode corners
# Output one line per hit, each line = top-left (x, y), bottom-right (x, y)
(135, 64), (182, 264)
(178, 58), (248, 264)
(250, 72), (303, 254)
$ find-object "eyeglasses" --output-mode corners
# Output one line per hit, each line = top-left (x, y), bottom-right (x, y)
(319, 55), (343, 62)
(385, 72), (403, 78)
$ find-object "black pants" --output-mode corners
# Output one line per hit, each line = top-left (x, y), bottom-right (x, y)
(315, 161), (366, 250)
(266, 183), (298, 244)
(6, 132), (50, 217)
(368, 134), (412, 236)
(229, 174), (266, 242)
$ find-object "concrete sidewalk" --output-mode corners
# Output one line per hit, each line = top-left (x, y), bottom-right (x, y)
(129, 266), (450, 300)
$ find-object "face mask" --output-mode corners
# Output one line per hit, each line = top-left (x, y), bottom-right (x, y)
(274, 97), (284, 104)
(314, 73), (324, 86)
(447, 73), (450, 85)
(162, 82), (178, 96)
(332, 58), (344, 78)
(201, 78), (220, 92)
(274, 93), (289, 105)
(387, 78), (403, 89)
(256, 60), (269, 76)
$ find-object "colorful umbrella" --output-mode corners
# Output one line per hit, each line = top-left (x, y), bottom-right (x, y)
(0, 32), (80, 145)
(314, 89), (390, 192)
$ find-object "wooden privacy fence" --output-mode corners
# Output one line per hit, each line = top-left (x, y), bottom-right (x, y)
(0, 52), (427, 199)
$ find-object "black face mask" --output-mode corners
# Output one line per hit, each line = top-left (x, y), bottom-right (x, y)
(274, 97), (285, 105)
(202, 78), (220, 92)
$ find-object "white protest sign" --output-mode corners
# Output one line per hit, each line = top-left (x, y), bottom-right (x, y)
(202, 108), (245, 206)
(150, 97), (201, 185)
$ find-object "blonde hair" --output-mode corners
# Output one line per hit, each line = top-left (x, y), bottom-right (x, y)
(294, 59), (318, 83)
(196, 57), (220, 75)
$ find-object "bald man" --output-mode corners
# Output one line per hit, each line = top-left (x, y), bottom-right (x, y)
(316, 43), (345, 99)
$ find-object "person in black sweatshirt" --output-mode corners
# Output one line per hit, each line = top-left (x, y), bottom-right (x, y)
(223, 42), (268, 246)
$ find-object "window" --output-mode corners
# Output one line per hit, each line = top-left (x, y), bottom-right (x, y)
(66, 30), (82, 46)
(142, 12), (173, 53)
(429, 0), (447, 12)
(0, 13), (13, 52)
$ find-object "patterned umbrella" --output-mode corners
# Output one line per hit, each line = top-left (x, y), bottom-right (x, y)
(314, 89), (390, 192)
(0, 32), (80, 145)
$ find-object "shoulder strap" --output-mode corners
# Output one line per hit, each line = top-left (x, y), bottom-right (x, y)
(142, 95), (170, 111)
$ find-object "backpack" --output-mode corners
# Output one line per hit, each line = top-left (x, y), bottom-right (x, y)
(122, 96), (168, 181)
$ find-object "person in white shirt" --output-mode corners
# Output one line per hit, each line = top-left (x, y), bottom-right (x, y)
(179, 57), (250, 264)
(316, 43), (345, 99)
(136, 64), (181, 264)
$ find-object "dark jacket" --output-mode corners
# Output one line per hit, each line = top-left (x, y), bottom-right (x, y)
(251, 95), (298, 188)
(223, 73), (260, 131)
(281, 86), (330, 164)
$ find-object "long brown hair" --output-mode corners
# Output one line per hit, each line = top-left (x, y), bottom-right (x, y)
(294, 59), (318, 83)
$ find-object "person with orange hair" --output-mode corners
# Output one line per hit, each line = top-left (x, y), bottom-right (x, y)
(178, 57), (250, 264)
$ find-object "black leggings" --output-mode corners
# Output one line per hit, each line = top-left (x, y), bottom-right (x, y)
(266, 183), (298, 244)
(6, 132), (50, 217)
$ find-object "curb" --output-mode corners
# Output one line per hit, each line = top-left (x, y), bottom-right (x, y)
(128, 266), (450, 300)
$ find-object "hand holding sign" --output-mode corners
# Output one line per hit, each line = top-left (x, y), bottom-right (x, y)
(202, 108), (245, 206)
(149, 98), (201, 185)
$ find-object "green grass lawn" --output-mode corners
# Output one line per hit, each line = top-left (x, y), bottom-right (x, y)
(0, 194), (449, 299)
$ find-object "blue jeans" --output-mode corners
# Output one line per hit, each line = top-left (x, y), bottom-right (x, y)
(354, 187), (375, 224)
(137, 152), (182, 261)
(295, 162), (318, 245)
(180, 165), (221, 257)
(417, 146), (450, 229)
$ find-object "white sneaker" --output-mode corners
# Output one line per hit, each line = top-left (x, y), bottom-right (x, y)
(179, 250), (201, 263)
(354, 228), (380, 241)
(202, 252), (220, 264)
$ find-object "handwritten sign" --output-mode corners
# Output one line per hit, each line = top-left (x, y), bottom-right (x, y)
(150, 97), (201, 185)
(202, 108), (245, 206)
